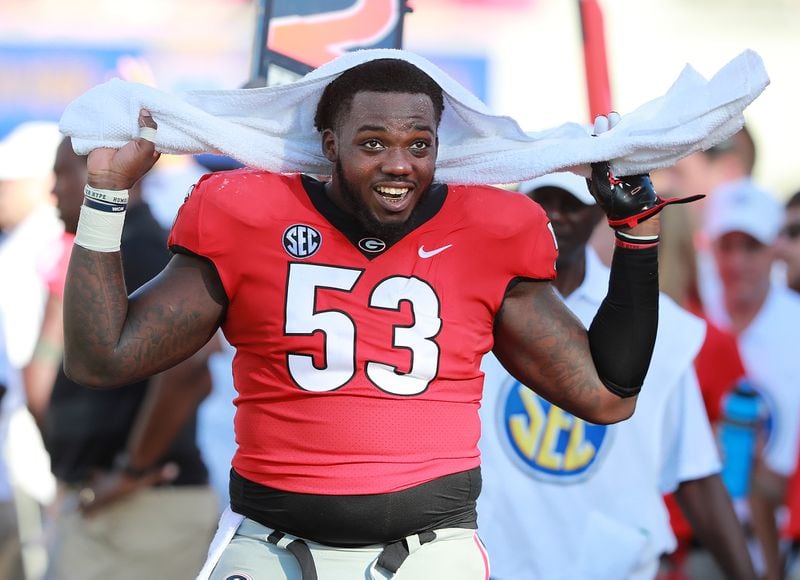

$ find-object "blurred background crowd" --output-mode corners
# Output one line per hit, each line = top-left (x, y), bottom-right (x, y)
(1, 0), (800, 579)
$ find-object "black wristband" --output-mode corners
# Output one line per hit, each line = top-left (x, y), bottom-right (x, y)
(600, 377), (642, 399)
(113, 453), (151, 478)
(83, 197), (127, 213)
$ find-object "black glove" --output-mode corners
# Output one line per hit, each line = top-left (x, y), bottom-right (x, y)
(587, 162), (705, 229)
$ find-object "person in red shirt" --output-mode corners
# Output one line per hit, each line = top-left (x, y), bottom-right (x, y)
(657, 203), (749, 579)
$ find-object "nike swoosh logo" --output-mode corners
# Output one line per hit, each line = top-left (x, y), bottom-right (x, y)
(418, 244), (453, 258)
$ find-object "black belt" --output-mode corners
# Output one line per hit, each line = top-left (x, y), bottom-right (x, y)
(267, 529), (436, 579)
(377, 531), (436, 574)
(268, 531), (318, 580)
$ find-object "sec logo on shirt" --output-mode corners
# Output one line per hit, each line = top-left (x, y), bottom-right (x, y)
(498, 380), (613, 483)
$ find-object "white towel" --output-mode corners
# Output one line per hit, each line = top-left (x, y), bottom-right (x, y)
(195, 505), (245, 580)
(59, 48), (768, 184)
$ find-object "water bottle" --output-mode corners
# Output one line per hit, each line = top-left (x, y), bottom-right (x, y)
(718, 379), (764, 499)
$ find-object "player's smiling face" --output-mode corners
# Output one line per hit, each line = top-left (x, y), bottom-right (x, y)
(323, 91), (438, 229)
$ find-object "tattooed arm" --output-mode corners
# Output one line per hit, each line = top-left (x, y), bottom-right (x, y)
(493, 281), (637, 424)
(63, 250), (225, 388)
(63, 110), (225, 388)
(494, 226), (660, 425)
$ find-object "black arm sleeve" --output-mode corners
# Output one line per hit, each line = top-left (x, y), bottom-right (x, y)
(588, 245), (659, 397)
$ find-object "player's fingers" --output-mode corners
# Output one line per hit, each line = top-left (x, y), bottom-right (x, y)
(138, 108), (157, 130)
(86, 147), (117, 168)
(138, 109), (157, 144)
(593, 115), (610, 136)
(608, 111), (621, 129)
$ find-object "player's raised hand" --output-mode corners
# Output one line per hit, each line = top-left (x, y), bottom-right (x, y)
(587, 113), (704, 231)
(87, 109), (161, 190)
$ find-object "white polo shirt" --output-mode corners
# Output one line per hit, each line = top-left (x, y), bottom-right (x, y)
(0, 205), (63, 368)
(0, 312), (23, 502)
(478, 248), (720, 580)
(707, 285), (800, 477)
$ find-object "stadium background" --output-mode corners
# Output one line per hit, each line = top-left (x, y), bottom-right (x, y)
(0, 0), (797, 188)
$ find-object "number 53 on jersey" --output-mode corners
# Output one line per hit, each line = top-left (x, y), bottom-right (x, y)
(284, 263), (443, 396)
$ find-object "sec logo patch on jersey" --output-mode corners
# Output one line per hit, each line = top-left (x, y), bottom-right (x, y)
(497, 380), (613, 483)
(283, 224), (322, 259)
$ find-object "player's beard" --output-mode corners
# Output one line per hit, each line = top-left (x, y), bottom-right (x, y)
(335, 160), (426, 245)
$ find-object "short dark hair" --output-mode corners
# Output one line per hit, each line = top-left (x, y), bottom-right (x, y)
(705, 125), (756, 175)
(314, 59), (444, 132)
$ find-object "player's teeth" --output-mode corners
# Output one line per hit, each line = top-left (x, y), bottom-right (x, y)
(377, 186), (409, 198)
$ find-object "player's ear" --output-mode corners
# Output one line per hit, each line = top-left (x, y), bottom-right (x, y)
(321, 129), (337, 163)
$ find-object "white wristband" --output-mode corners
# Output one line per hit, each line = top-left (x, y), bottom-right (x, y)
(75, 203), (127, 252)
(615, 230), (660, 242)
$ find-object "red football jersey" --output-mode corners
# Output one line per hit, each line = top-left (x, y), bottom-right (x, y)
(169, 169), (557, 495)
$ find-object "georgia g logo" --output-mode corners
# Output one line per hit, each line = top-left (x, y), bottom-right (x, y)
(358, 237), (387, 253)
(283, 224), (321, 259)
(499, 380), (611, 482)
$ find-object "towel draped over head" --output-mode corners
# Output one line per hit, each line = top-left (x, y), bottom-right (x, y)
(59, 48), (769, 184)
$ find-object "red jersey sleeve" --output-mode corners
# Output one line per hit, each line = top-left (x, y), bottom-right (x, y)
(167, 169), (284, 300)
(167, 172), (214, 257)
(464, 185), (557, 284)
(514, 196), (558, 282)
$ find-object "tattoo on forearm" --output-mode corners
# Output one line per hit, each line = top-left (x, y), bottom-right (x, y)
(64, 248), (211, 383)
(497, 283), (602, 410)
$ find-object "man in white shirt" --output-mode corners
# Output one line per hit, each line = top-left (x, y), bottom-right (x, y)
(0, 122), (64, 369)
(0, 122), (63, 577)
(478, 172), (753, 579)
(0, 311), (24, 579)
(703, 180), (800, 580)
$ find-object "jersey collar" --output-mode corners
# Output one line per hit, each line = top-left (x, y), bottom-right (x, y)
(300, 174), (448, 259)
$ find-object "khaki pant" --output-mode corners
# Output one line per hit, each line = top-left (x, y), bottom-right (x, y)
(0, 500), (24, 580)
(49, 485), (218, 580)
(210, 518), (490, 580)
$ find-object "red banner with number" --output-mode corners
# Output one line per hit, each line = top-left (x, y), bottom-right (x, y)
(253, 0), (409, 85)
